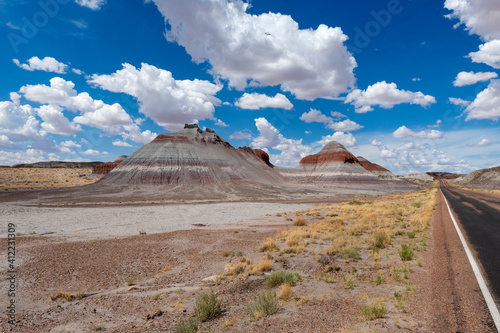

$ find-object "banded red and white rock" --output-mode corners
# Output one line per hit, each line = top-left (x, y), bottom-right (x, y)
(98, 124), (285, 185)
(93, 155), (128, 174)
(276, 141), (378, 182)
(356, 156), (397, 179)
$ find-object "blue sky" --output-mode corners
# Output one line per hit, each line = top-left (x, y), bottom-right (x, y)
(0, 0), (499, 174)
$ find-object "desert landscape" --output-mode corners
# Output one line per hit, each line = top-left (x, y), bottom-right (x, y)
(2, 0), (500, 332)
(1, 124), (499, 332)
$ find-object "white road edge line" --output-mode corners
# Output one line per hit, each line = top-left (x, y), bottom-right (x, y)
(440, 189), (500, 332)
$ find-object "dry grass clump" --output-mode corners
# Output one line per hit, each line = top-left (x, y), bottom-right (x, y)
(253, 257), (272, 274)
(293, 217), (307, 226)
(277, 283), (293, 300)
(223, 257), (253, 277)
(371, 229), (390, 249)
(50, 290), (82, 302)
(88, 323), (105, 331)
(257, 238), (279, 252)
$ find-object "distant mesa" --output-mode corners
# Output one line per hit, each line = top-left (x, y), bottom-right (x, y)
(11, 161), (103, 169)
(93, 155), (128, 175)
(276, 141), (380, 183)
(426, 172), (461, 180)
(97, 124), (285, 186)
(399, 173), (435, 183)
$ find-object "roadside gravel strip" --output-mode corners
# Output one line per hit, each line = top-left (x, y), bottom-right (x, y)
(441, 188), (500, 331)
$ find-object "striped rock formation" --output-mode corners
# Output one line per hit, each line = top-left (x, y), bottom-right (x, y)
(357, 156), (397, 179)
(276, 141), (378, 182)
(97, 124), (285, 185)
(93, 155), (129, 174)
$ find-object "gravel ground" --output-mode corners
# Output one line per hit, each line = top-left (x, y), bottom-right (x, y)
(0, 202), (315, 242)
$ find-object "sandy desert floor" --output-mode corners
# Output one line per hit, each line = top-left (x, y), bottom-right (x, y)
(0, 176), (458, 333)
(0, 168), (96, 190)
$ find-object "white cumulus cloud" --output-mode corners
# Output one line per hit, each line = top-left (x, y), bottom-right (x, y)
(453, 71), (498, 86)
(316, 132), (357, 148)
(345, 81), (436, 113)
(13, 56), (68, 74)
(469, 138), (491, 147)
(465, 79), (500, 120)
(83, 149), (102, 156)
(112, 140), (133, 147)
(235, 93), (293, 110)
(393, 125), (444, 139)
(150, 0), (357, 100)
(89, 63), (222, 131)
(444, 0), (500, 41)
(36, 105), (82, 135)
(469, 40), (500, 68)
(20, 77), (156, 143)
(61, 140), (81, 148)
(327, 119), (363, 132)
(299, 109), (332, 123)
(449, 97), (471, 106)
(75, 0), (106, 10)
(251, 117), (312, 166)
(229, 130), (252, 140)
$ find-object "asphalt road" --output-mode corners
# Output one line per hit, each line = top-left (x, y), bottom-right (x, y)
(440, 180), (500, 310)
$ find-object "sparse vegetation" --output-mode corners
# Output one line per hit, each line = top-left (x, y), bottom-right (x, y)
(50, 291), (76, 302)
(358, 303), (387, 321)
(399, 244), (414, 261)
(175, 318), (199, 333)
(194, 289), (222, 322)
(372, 229), (390, 249)
(88, 323), (105, 331)
(277, 283), (293, 300)
(340, 247), (361, 260)
(257, 238), (279, 252)
(293, 217), (307, 226)
(265, 270), (302, 288)
(253, 257), (272, 274)
(247, 291), (280, 319)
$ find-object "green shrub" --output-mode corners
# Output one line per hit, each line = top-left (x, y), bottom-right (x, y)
(358, 304), (387, 320)
(247, 291), (280, 318)
(175, 318), (199, 333)
(265, 270), (302, 288)
(399, 244), (414, 261)
(340, 247), (361, 260)
(407, 231), (416, 239)
(194, 289), (222, 322)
